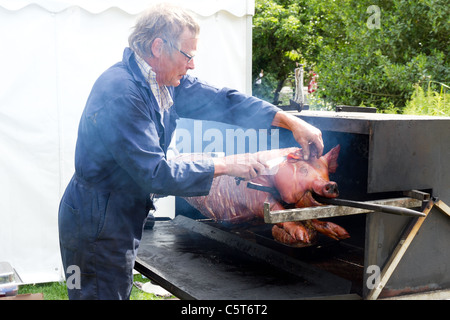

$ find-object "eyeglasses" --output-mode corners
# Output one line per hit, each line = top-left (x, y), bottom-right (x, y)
(162, 39), (194, 63)
(178, 48), (194, 64)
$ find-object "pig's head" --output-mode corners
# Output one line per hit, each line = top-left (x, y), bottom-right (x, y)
(272, 145), (340, 207)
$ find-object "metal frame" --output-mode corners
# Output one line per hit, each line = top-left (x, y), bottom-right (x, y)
(264, 197), (422, 224)
(367, 200), (450, 300)
(262, 190), (450, 299)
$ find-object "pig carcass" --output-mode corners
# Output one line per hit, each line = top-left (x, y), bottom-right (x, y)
(183, 146), (350, 247)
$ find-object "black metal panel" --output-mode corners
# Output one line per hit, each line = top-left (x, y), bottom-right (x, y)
(136, 216), (352, 300)
(297, 111), (450, 200)
(295, 111), (450, 298)
(369, 119), (450, 196)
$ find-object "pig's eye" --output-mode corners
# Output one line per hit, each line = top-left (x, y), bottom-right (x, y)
(299, 166), (308, 175)
(314, 163), (323, 170)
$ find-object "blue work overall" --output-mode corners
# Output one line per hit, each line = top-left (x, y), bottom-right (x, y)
(58, 47), (279, 299)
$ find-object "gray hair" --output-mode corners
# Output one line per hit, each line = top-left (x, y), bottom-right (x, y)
(128, 3), (200, 58)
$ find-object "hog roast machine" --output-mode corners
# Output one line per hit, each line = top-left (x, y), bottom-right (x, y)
(135, 110), (450, 300)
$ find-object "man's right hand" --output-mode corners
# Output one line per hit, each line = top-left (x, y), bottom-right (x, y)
(212, 153), (267, 180)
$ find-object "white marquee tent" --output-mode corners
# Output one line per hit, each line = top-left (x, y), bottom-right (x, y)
(0, 0), (255, 284)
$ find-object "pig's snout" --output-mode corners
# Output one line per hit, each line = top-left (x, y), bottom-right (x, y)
(312, 180), (339, 198)
(324, 182), (339, 196)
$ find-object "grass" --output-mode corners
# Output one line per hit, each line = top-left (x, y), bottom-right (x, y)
(19, 281), (69, 300)
(18, 273), (175, 300)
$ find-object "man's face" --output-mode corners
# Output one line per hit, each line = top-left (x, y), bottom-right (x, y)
(153, 29), (197, 87)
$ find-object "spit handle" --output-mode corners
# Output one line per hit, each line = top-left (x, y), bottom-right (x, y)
(314, 195), (426, 218)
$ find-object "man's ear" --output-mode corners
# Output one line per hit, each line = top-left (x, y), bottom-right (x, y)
(151, 38), (165, 58)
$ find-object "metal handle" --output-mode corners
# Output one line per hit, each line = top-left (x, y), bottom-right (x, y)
(313, 195), (426, 218)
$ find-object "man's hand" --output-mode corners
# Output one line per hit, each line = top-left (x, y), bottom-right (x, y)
(272, 111), (323, 160)
(213, 153), (267, 180)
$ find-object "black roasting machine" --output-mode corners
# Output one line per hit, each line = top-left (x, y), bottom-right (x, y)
(135, 110), (450, 300)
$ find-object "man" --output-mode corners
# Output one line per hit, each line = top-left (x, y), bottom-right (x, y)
(58, 3), (323, 299)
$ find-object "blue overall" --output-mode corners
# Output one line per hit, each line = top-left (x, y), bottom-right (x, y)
(58, 47), (280, 299)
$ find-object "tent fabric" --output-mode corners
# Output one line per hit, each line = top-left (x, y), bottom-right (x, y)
(0, 0), (254, 284)
(0, 0), (254, 16)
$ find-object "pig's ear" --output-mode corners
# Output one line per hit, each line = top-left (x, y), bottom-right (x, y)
(287, 148), (304, 162)
(324, 145), (340, 173)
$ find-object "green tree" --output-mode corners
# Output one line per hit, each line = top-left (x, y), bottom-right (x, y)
(252, 0), (449, 112)
(252, 0), (315, 104)
(314, 0), (449, 111)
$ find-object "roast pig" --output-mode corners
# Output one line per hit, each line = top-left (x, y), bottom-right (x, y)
(182, 145), (350, 247)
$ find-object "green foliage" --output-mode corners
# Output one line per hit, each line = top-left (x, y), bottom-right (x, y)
(314, 0), (449, 111)
(403, 81), (450, 116)
(252, 0), (450, 113)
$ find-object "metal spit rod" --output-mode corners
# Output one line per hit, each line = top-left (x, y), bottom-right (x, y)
(247, 181), (427, 221)
(264, 197), (425, 224)
(313, 195), (426, 217)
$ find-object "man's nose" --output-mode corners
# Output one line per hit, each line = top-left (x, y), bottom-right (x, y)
(187, 58), (195, 70)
